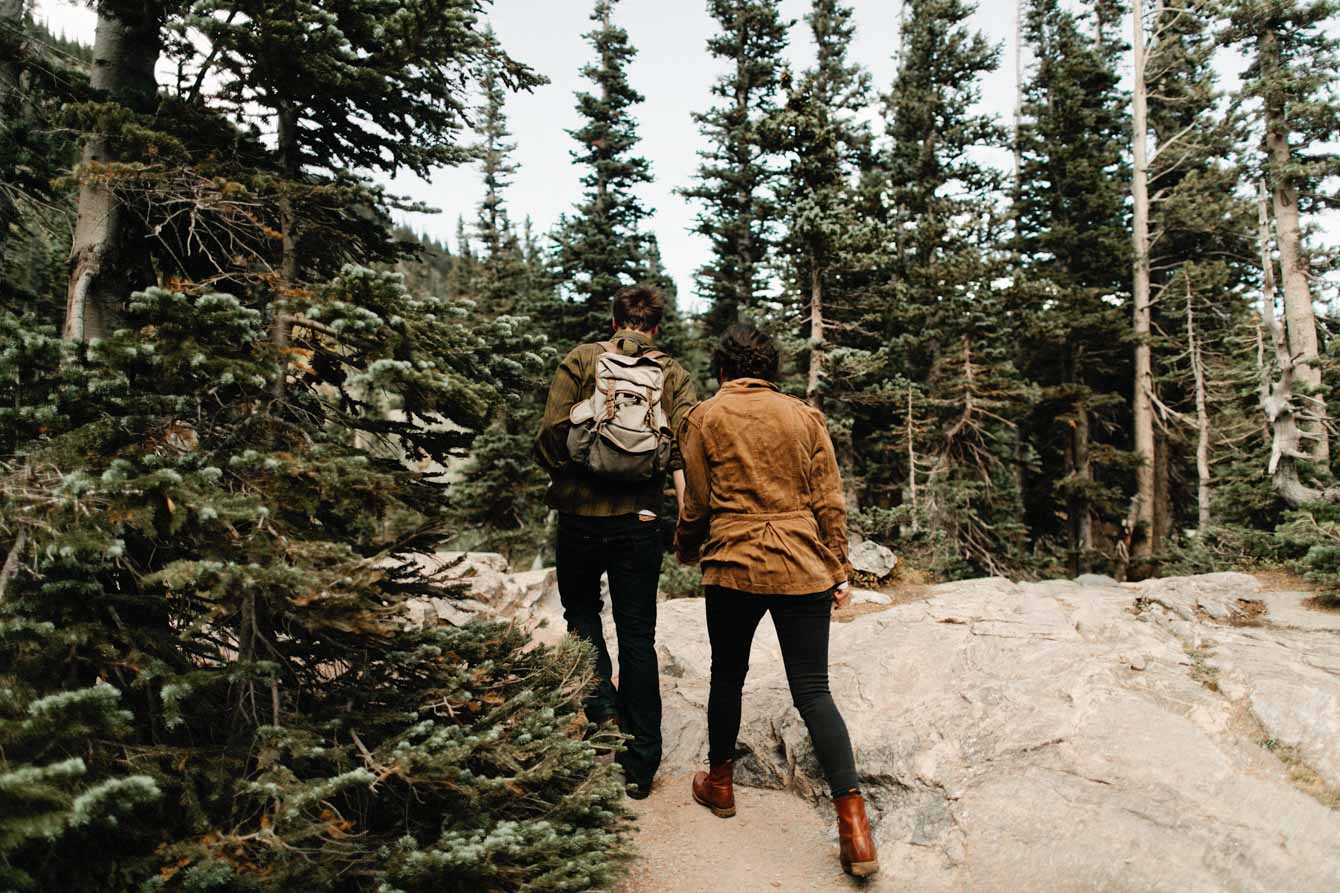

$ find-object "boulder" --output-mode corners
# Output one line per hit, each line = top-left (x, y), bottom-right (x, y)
(848, 539), (898, 578)
(1074, 572), (1119, 587)
(655, 573), (1340, 891)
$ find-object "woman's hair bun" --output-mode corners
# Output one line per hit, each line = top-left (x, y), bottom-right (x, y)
(713, 323), (780, 383)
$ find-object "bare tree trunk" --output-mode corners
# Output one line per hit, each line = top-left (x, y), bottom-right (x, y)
(0, 0), (23, 112)
(905, 384), (919, 534)
(807, 264), (824, 408)
(1013, 0), (1024, 200)
(65, 1), (161, 342)
(273, 101), (300, 397)
(1257, 182), (1337, 506)
(1066, 345), (1094, 574)
(1261, 28), (1329, 470)
(1130, 0), (1157, 560)
(1186, 282), (1212, 529)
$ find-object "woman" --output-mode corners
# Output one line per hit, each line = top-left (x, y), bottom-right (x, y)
(675, 323), (878, 878)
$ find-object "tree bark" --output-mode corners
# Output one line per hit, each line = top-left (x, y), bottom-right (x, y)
(273, 100), (300, 397)
(64, 1), (161, 342)
(1130, 0), (1157, 560)
(1257, 181), (1338, 506)
(1067, 345), (1094, 575)
(905, 384), (920, 534)
(806, 263), (824, 408)
(0, 0), (23, 113)
(1187, 284), (1211, 530)
(1261, 28), (1329, 469)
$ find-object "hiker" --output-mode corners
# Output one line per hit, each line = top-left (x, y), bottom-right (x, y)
(534, 283), (697, 800)
(674, 323), (878, 879)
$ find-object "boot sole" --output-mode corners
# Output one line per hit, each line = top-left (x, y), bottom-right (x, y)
(842, 860), (880, 878)
(692, 789), (736, 818)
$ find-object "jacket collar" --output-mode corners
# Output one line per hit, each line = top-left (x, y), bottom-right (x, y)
(610, 328), (654, 354)
(720, 377), (779, 393)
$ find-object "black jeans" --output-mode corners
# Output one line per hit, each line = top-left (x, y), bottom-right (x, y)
(556, 513), (663, 789)
(705, 585), (860, 797)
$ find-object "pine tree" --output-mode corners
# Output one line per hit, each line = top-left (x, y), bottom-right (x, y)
(880, 0), (1036, 577)
(551, 0), (656, 344)
(1222, 0), (1340, 498)
(453, 54), (560, 563)
(1, 6), (631, 890)
(680, 0), (791, 336)
(1134, 0), (1255, 551)
(776, 0), (873, 401)
(1014, 0), (1133, 575)
(772, 0), (877, 490)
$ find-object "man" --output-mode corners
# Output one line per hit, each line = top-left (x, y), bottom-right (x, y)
(534, 283), (697, 798)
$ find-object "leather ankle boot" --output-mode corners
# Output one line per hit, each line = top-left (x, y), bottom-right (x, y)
(834, 791), (879, 877)
(691, 760), (736, 818)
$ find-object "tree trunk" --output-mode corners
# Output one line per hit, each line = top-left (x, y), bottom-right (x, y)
(1261, 28), (1329, 469)
(1067, 345), (1093, 575)
(1130, 0), (1157, 560)
(806, 263), (824, 408)
(0, 0), (23, 112)
(1257, 181), (1337, 506)
(273, 101), (300, 397)
(1012, 0), (1023, 202)
(905, 384), (920, 534)
(1187, 283), (1212, 529)
(64, 1), (161, 342)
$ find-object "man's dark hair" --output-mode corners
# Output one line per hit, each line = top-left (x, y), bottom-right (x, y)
(611, 284), (667, 331)
(713, 322), (781, 383)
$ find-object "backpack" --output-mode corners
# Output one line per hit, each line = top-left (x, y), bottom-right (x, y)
(566, 339), (673, 482)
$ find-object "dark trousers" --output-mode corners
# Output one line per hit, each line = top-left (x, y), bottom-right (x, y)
(556, 513), (663, 789)
(705, 585), (860, 797)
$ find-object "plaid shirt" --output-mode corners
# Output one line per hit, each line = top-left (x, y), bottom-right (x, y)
(534, 329), (697, 517)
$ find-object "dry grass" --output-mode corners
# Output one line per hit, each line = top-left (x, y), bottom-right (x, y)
(1230, 702), (1340, 811)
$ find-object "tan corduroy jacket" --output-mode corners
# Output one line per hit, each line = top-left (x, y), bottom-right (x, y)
(675, 378), (852, 595)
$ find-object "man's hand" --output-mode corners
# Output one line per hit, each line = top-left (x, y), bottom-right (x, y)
(834, 581), (851, 610)
(672, 469), (686, 513)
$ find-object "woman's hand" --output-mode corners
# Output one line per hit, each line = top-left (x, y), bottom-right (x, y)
(833, 581), (851, 610)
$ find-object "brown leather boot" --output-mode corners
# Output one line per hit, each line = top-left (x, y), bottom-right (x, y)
(691, 760), (736, 818)
(834, 791), (879, 877)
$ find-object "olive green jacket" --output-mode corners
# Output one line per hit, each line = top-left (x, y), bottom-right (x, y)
(534, 329), (697, 517)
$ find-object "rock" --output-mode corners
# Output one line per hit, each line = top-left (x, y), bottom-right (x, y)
(849, 539), (898, 578)
(1075, 573), (1119, 587)
(851, 589), (891, 606)
(654, 574), (1340, 891)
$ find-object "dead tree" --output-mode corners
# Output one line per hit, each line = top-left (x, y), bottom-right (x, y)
(64, 1), (162, 342)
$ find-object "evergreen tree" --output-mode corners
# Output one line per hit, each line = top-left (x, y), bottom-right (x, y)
(1222, 0), (1340, 495)
(1014, 0), (1133, 575)
(878, 0), (1036, 577)
(453, 53), (560, 562)
(552, 0), (656, 344)
(1, 6), (631, 890)
(680, 0), (791, 336)
(1136, 0), (1256, 551)
(773, 0), (878, 508)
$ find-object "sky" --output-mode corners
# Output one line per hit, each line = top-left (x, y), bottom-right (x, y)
(28, 1), (1333, 312)
(32, 0), (1019, 309)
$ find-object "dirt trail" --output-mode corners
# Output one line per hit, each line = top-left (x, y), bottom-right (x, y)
(615, 775), (886, 893)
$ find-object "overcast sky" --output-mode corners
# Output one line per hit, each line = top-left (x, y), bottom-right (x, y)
(30, 1), (1333, 312)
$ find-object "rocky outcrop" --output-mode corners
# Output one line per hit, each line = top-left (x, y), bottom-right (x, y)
(653, 574), (1340, 891)
(407, 557), (1340, 890)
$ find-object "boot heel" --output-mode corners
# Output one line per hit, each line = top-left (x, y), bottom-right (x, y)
(692, 788), (737, 818)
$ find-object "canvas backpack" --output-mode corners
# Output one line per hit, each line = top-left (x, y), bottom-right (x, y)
(566, 339), (673, 482)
